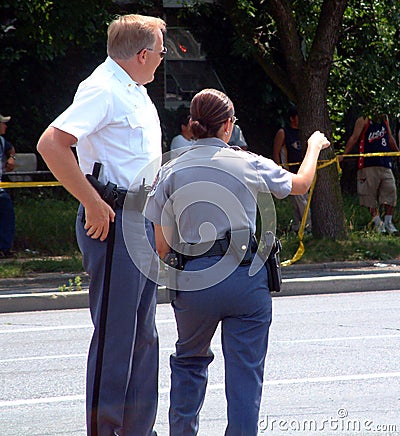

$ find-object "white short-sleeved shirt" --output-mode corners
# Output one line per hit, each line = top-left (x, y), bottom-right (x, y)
(146, 138), (292, 243)
(51, 57), (162, 190)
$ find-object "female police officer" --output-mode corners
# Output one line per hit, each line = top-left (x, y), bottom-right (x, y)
(145, 89), (330, 435)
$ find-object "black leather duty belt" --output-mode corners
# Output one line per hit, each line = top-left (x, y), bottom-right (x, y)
(179, 236), (257, 261)
(180, 238), (230, 259)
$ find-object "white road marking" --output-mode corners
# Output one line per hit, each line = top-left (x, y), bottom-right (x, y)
(1, 371), (400, 408)
(0, 318), (175, 334)
(284, 272), (400, 282)
(273, 334), (400, 344)
(0, 395), (85, 407)
(1, 333), (399, 363)
(0, 324), (92, 334)
(0, 353), (86, 364)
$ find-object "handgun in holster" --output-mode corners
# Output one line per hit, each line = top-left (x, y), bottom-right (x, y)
(86, 162), (119, 210)
(163, 250), (184, 302)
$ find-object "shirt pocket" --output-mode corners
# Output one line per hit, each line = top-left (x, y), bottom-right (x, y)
(126, 112), (146, 152)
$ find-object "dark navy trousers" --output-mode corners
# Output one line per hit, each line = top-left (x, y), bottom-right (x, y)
(170, 255), (272, 435)
(0, 190), (15, 250)
(76, 205), (159, 436)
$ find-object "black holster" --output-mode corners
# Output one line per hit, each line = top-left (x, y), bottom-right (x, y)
(263, 231), (282, 293)
(163, 251), (184, 302)
(86, 164), (150, 212)
(86, 174), (119, 210)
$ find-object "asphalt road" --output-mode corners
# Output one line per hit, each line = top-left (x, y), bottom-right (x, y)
(1, 290), (400, 435)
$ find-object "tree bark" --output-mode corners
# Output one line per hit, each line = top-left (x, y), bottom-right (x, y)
(296, 71), (346, 239)
(223, 0), (349, 238)
(267, 0), (348, 239)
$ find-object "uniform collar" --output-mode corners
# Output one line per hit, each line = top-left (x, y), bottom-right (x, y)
(104, 56), (147, 94)
(193, 137), (229, 148)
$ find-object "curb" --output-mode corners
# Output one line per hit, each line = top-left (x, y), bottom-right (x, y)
(278, 271), (400, 296)
(0, 287), (171, 313)
(1, 260), (399, 313)
(1, 273), (400, 313)
(0, 272), (89, 293)
(0, 290), (90, 313)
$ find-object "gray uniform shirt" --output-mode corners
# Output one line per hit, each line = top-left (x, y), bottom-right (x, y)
(145, 137), (292, 244)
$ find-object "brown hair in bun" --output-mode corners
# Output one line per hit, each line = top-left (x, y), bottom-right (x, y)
(190, 88), (234, 139)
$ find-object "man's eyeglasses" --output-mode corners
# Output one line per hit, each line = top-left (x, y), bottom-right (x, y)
(231, 115), (238, 124)
(139, 47), (168, 59)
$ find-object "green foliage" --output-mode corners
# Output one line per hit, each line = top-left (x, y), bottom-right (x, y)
(204, 1), (400, 148)
(176, 2), (288, 155)
(277, 192), (400, 263)
(1, 0), (399, 238)
(0, 263), (22, 278)
(58, 275), (82, 292)
(0, 256), (83, 278)
(1, 0), (114, 62)
(13, 188), (79, 254)
(281, 231), (400, 264)
(0, 0), (118, 154)
(0, 190), (398, 278)
(328, 0), (400, 147)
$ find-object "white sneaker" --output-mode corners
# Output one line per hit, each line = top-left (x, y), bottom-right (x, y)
(375, 220), (387, 233)
(385, 221), (398, 234)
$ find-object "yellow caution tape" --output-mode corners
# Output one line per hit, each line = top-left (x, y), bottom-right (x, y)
(2, 150), (399, 265)
(282, 150), (400, 266)
(0, 181), (62, 188)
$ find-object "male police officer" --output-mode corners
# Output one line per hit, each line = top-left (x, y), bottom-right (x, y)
(37, 14), (166, 436)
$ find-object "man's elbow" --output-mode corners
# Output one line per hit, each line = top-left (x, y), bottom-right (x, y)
(37, 127), (76, 157)
(37, 129), (52, 157)
(37, 140), (46, 157)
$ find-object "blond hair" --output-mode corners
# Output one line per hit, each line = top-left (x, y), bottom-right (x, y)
(107, 14), (166, 61)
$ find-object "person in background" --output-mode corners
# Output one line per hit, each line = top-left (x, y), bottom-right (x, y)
(170, 114), (194, 154)
(37, 14), (166, 436)
(342, 113), (399, 234)
(145, 88), (330, 435)
(0, 114), (16, 258)
(273, 106), (312, 232)
(228, 123), (248, 150)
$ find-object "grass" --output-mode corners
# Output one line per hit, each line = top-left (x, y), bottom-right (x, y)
(276, 193), (400, 264)
(0, 188), (398, 278)
(13, 188), (79, 255)
(281, 231), (400, 264)
(0, 188), (83, 278)
(0, 256), (84, 278)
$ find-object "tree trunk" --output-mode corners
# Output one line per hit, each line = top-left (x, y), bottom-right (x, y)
(312, 151), (347, 239)
(223, 0), (348, 239)
(296, 62), (347, 239)
(269, 0), (348, 240)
